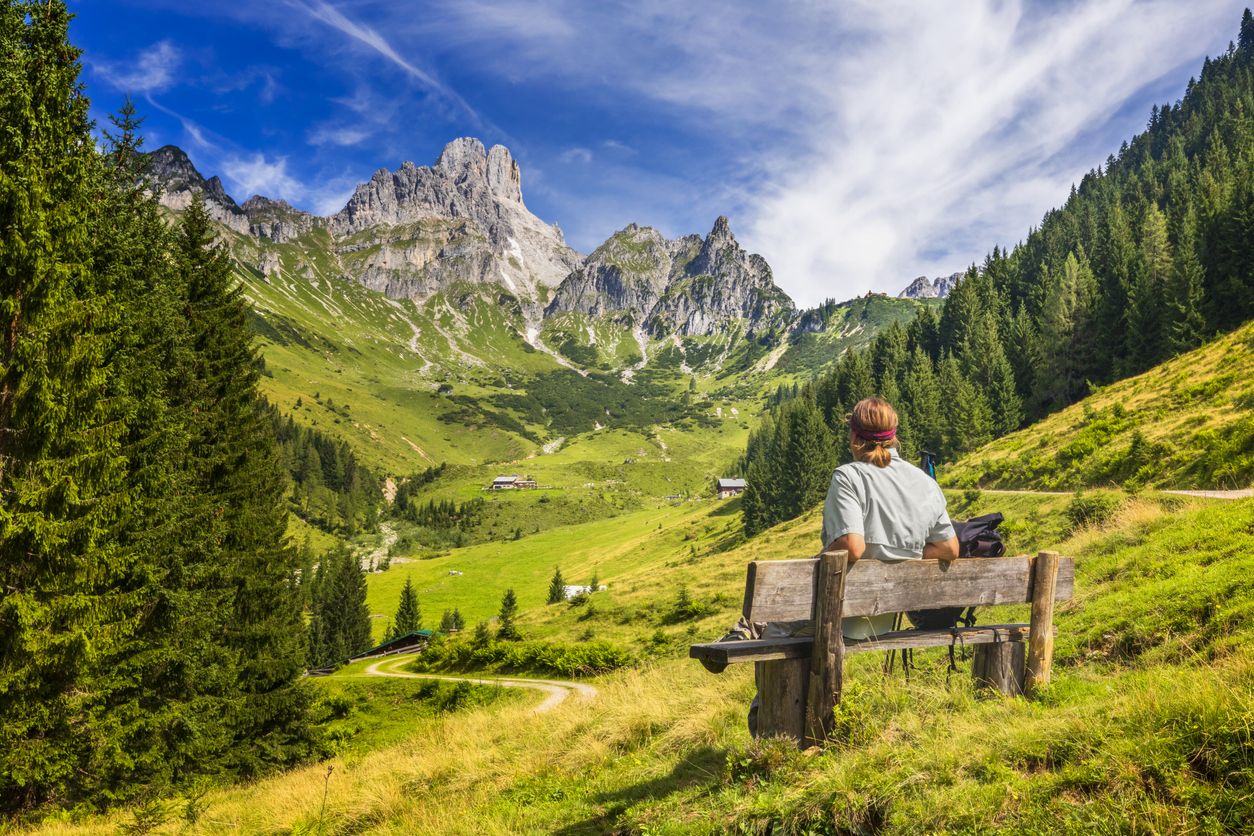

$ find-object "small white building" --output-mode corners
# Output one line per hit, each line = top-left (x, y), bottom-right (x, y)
(717, 478), (746, 499)
(489, 475), (538, 490)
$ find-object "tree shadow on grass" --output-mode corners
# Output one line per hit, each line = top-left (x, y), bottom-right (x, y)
(551, 745), (726, 835)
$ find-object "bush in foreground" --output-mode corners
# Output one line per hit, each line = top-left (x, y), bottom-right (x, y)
(409, 636), (632, 678)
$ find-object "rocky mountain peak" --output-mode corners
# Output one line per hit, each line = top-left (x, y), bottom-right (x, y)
(427, 138), (523, 204)
(486, 144), (522, 204)
(242, 195), (321, 244)
(435, 137), (486, 174)
(146, 145), (248, 234)
(708, 215), (734, 242)
(898, 272), (961, 299)
(548, 216), (794, 338)
(329, 137), (579, 302)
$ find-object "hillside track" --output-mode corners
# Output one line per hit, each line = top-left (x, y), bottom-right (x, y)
(969, 488), (1252, 500)
(361, 655), (598, 713)
(1162, 488), (1254, 499)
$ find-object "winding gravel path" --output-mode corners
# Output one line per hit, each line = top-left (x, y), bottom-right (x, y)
(361, 655), (598, 714)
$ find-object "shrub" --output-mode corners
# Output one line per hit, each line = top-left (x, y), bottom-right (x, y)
(662, 586), (714, 624)
(409, 638), (632, 678)
(1066, 491), (1124, 531)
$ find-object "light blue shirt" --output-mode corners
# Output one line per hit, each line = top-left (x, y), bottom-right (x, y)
(821, 447), (956, 561)
(822, 447), (956, 640)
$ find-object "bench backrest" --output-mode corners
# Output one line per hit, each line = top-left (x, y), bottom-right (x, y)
(743, 554), (1075, 623)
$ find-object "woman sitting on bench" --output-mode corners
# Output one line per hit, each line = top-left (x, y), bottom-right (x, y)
(823, 396), (959, 639)
(719, 397), (960, 732)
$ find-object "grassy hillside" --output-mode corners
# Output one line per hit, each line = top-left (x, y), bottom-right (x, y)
(944, 318), (1254, 491)
(41, 490), (1254, 834)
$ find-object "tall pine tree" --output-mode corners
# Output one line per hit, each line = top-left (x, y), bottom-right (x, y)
(174, 195), (314, 775)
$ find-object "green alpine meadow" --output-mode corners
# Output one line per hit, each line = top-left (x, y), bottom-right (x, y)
(3, 2), (1254, 832)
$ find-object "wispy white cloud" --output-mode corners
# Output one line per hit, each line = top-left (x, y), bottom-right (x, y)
(745, 0), (1237, 303)
(220, 153), (304, 199)
(558, 146), (593, 164)
(284, 0), (481, 124)
(142, 94), (217, 151)
(309, 124), (370, 146)
(92, 40), (182, 95)
(220, 150), (357, 214)
(402, 0), (1238, 304)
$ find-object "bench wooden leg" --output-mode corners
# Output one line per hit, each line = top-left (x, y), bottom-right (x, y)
(972, 641), (1025, 696)
(757, 658), (808, 742)
(805, 549), (847, 748)
(1025, 550), (1060, 697)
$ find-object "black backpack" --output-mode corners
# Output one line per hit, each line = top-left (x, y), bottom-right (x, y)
(905, 512), (1006, 630)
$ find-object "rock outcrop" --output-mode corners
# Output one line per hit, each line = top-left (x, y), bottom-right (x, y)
(899, 272), (961, 299)
(545, 224), (699, 323)
(330, 138), (579, 300)
(147, 145), (250, 235)
(242, 195), (322, 243)
(547, 217), (794, 337)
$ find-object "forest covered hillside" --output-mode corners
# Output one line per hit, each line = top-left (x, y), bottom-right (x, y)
(740, 12), (1254, 536)
(944, 317), (1254, 490)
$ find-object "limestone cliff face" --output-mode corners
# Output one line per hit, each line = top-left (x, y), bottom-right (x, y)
(547, 217), (793, 337)
(148, 145), (250, 235)
(899, 272), (961, 299)
(146, 140), (797, 339)
(330, 138), (580, 300)
(544, 224), (699, 323)
(241, 195), (322, 243)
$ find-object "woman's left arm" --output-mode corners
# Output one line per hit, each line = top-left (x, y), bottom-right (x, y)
(824, 533), (866, 563)
(922, 537), (959, 562)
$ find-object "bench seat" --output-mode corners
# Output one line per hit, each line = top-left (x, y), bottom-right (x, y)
(689, 623), (1048, 667)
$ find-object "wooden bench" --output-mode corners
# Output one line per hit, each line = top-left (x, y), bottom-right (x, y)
(690, 550), (1074, 747)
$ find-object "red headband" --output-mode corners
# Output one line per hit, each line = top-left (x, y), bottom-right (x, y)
(850, 416), (896, 443)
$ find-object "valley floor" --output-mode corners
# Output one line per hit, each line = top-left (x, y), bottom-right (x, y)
(30, 492), (1254, 834)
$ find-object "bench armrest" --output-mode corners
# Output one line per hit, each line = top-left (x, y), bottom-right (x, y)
(689, 637), (812, 669)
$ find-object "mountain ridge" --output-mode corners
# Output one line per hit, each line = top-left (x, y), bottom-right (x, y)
(144, 139), (874, 342)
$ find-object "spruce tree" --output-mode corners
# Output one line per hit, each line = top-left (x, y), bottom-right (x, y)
(0, 3), (174, 810)
(938, 356), (993, 460)
(1167, 206), (1208, 353)
(90, 99), (237, 800)
(1093, 198), (1135, 371)
(389, 577), (421, 638)
(547, 566), (566, 604)
(780, 398), (837, 523)
(308, 548), (371, 667)
(901, 348), (942, 457)
(1126, 203), (1172, 370)
(962, 323), (1022, 437)
(1034, 251), (1099, 413)
(174, 194), (314, 774)
(497, 588), (522, 641)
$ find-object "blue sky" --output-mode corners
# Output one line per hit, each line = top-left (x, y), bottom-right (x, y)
(72, 0), (1245, 306)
